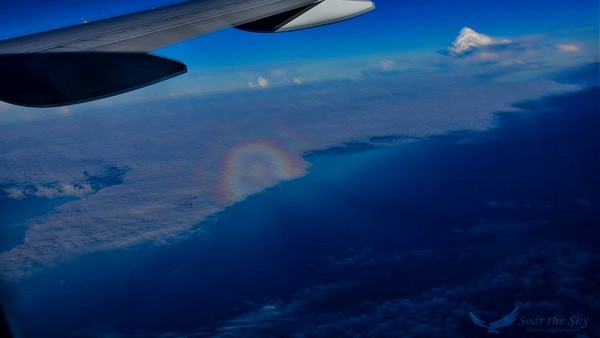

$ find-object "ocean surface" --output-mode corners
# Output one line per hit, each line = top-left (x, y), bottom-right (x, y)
(0, 197), (76, 252)
(1, 86), (598, 337)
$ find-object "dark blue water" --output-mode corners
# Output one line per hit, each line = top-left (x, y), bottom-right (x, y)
(2, 86), (598, 337)
(0, 197), (77, 252)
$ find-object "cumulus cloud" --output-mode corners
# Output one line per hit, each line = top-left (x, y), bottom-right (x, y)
(293, 77), (305, 85)
(257, 77), (270, 88)
(448, 27), (511, 56)
(248, 76), (270, 89)
(4, 187), (27, 200)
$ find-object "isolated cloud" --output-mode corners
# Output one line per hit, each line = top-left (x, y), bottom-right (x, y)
(293, 77), (305, 85)
(248, 76), (270, 89)
(4, 187), (27, 200)
(448, 27), (511, 56)
(257, 77), (270, 88)
(379, 59), (396, 70)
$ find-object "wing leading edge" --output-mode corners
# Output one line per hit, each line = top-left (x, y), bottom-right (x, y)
(0, 0), (317, 54)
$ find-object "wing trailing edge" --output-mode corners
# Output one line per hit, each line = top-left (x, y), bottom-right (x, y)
(237, 0), (375, 33)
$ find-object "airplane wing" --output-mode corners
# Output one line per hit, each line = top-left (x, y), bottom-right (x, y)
(0, 0), (317, 54)
(0, 0), (375, 107)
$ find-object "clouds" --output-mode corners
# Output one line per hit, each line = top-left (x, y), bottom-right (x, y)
(206, 244), (598, 337)
(247, 74), (309, 90)
(0, 67), (574, 280)
(0, 31), (589, 280)
(247, 76), (270, 90)
(1, 166), (128, 201)
(448, 27), (511, 56)
(353, 27), (595, 86)
(557, 43), (581, 53)
(293, 77), (305, 85)
(379, 59), (396, 70)
(437, 26), (599, 84)
(248, 74), (308, 90)
(213, 282), (355, 337)
(2, 183), (93, 200)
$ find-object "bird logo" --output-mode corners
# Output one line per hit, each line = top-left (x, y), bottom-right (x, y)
(469, 306), (519, 334)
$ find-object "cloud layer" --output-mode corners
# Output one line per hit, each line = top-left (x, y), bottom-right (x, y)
(0, 26), (591, 280)
(0, 70), (574, 280)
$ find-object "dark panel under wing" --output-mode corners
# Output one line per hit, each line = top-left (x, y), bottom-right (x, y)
(0, 53), (187, 107)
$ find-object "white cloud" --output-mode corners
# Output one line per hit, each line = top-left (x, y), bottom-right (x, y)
(448, 27), (511, 56)
(557, 43), (581, 53)
(248, 76), (270, 89)
(293, 77), (305, 85)
(35, 183), (93, 198)
(257, 77), (269, 88)
(379, 59), (396, 70)
(4, 187), (27, 200)
(4, 183), (93, 200)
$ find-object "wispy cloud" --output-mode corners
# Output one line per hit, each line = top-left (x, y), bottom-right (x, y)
(213, 282), (354, 337)
(557, 43), (581, 53)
